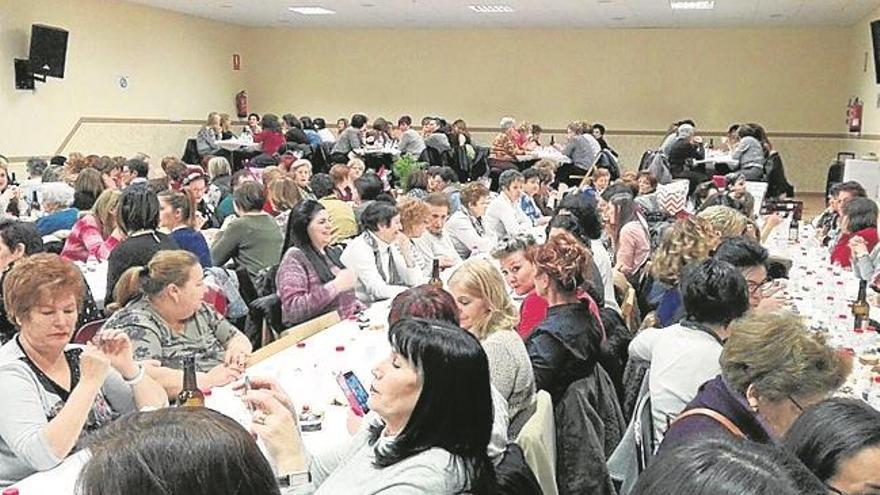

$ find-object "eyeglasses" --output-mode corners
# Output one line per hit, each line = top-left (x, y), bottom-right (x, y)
(788, 395), (804, 412)
(747, 277), (773, 295)
(825, 483), (846, 495)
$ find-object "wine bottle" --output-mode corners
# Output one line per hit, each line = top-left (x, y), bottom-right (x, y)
(853, 280), (870, 331)
(429, 258), (443, 288)
(176, 354), (205, 407)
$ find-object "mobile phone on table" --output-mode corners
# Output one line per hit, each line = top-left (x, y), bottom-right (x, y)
(336, 371), (370, 417)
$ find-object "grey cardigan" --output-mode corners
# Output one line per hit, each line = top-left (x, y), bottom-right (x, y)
(283, 419), (469, 494)
(731, 136), (765, 170)
(331, 127), (363, 155)
(853, 243), (880, 281)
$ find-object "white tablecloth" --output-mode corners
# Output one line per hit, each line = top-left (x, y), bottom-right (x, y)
(354, 147), (400, 157)
(216, 138), (260, 152)
(518, 147), (572, 164)
(694, 152), (737, 166)
(764, 222), (880, 407)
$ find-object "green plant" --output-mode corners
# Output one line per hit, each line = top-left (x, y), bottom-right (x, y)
(392, 154), (425, 190)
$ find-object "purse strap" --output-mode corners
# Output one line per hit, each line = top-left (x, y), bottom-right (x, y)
(671, 408), (745, 439)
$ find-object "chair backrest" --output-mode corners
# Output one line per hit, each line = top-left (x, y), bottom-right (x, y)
(72, 318), (107, 345)
(496, 443), (543, 495)
(515, 390), (558, 495)
(182, 138), (200, 165)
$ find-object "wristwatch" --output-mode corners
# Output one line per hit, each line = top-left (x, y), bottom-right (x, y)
(277, 470), (311, 487)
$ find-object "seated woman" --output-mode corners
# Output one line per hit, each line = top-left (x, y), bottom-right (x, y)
(446, 182), (495, 260)
(72, 168), (105, 211)
(489, 117), (526, 174)
(660, 311), (850, 452)
(196, 112), (222, 158)
(266, 176), (302, 231)
(61, 189), (125, 263)
(606, 193), (651, 278)
(714, 236), (786, 314)
(77, 408), (280, 495)
(630, 259), (750, 442)
(253, 113), (286, 156)
(290, 160), (315, 201)
(732, 124), (767, 181)
(831, 197), (879, 268)
(404, 169), (429, 200)
(397, 197), (432, 275)
(637, 171), (657, 196)
(276, 200), (363, 327)
(105, 188), (178, 307)
(243, 318), (497, 493)
(449, 259), (536, 438)
(158, 190), (212, 268)
(524, 232), (605, 403)
(0, 254), (166, 487)
(647, 216), (718, 327)
(35, 182), (78, 236)
(211, 181), (283, 281)
(782, 398), (880, 495)
(491, 234), (545, 339)
(724, 172), (756, 218)
(329, 164), (357, 202)
(103, 250), (252, 398)
(633, 436), (826, 495)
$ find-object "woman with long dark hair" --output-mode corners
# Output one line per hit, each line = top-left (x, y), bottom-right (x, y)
(605, 193), (650, 278)
(276, 200), (363, 326)
(243, 317), (498, 494)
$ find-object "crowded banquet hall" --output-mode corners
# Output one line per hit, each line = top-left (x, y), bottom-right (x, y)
(7, 0), (880, 493)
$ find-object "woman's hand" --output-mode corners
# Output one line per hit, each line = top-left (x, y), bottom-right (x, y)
(201, 363), (242, 388)
(79, 345), (112, 387)
(850, 236), (869, 258)
(234, 376), (295, 413)
(244, 389), (307, 473)
(332, 268), (356, 292)
(93, 328), (139, 379)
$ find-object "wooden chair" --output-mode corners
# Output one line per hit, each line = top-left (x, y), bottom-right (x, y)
(246, 311), (341, 367)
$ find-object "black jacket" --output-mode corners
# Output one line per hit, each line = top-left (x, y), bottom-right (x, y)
(526, 302), (603, 404)
(666, 138), (705, 175)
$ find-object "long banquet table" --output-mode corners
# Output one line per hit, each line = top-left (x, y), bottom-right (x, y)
(18, 219), (880, 492)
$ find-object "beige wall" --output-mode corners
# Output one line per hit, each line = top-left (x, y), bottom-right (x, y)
(246, 27), (852, 135)
(1, 1), (873, 192)
(0, 0), (247, 161)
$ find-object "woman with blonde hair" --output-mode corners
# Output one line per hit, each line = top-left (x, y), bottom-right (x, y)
(697, 205), (749, 239)
(196, 112), (222, 158)
(648, 216), (719, 327)
(61, 189), (125, 263)
(397, 197), (432, 275)
(661, 311), (850, 451)
(103, 250), (251, 399)
(449, 259), (535, 437)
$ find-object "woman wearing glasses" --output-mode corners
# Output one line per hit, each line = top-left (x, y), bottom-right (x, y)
(660, 311), (850, 452)
(713, 236), (785, 313)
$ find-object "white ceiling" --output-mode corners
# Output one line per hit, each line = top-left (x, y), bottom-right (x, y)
(124, 0), (880, 29)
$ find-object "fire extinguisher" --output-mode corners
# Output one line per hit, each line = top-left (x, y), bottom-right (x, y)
(235, 90), (248, 119)
(847, 97), (863, 134)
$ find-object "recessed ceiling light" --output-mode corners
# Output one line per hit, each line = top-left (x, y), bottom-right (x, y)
(468, 5), (515, 13)
(611, 16), (626, 21)
(288, 6), (336, 15)
(769, 13), (783, 19)
(219, 3), (233, 8)
(670, 1), (715, 10)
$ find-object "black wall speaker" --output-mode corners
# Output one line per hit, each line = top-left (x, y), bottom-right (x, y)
(29, 24), (68, 79)
(14, 58), (34, 90)
(871, 20), (880, 84)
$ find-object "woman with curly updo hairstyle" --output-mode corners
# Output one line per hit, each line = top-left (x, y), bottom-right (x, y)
(649, 216), (720, 327)
(524, 231), (605, 403)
